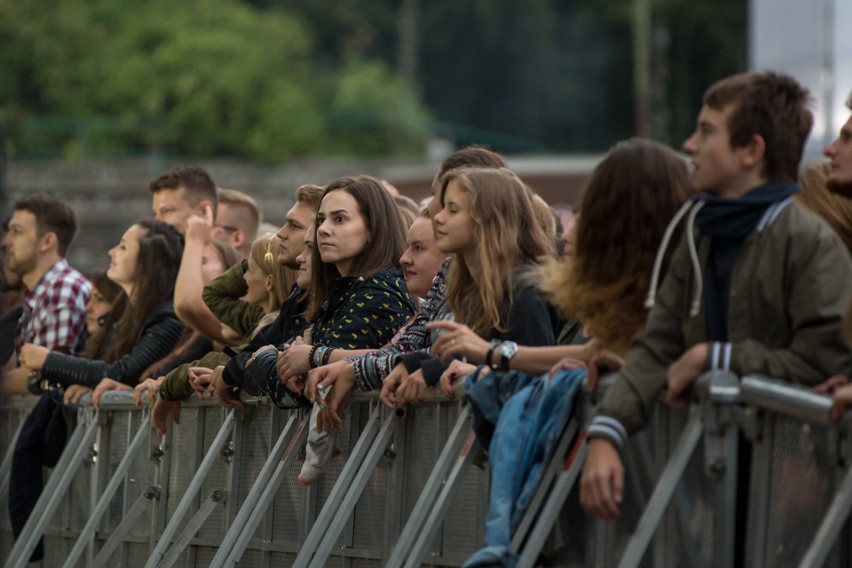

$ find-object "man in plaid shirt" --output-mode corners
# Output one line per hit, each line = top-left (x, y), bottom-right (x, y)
(1, 195), (90, 396)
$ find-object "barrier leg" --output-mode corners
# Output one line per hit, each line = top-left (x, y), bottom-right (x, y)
(5, 413), (99, 568)
(616, 410), (703, 568)
(158, 490), (226, 568)
(385, 405), (474, 568)
(307, 410), (400, 568)
(798, 464), (852, 568)
(404, 430), (480, 566)
(291, 404), (383, 568)
(91, 486), (158, 567)
(144, 409), (236, 568)
(0, 419), (25, 507)
(209, 411), (306, 567)
(516, 437), (587, 568)
(62, 415), (151, 568)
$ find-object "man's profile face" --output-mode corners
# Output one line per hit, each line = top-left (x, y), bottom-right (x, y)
(276, 202), (314, 270)
(682, 104), (746, 197)
(152, 187), (199, 234)
(825, 115), (852, 195)
(3, 210), (42, 277)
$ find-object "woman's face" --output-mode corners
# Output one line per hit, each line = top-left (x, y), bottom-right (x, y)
(315, 190), (370, 276)
(399, 217), (446, 298)
(433, 180), (475, 255)
(295, 227), (315, 289)
(201, 244), (226, 284)
(107, 224), (142, 291)
(243, 255), (271, 305)
(84, 287), (114, 335)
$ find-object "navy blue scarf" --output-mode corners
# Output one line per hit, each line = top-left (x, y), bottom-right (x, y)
(693, 181), (800, 341)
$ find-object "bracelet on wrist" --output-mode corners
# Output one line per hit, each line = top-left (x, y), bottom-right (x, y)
(321, 347), (336, 366)
(308, 344), (320, 369)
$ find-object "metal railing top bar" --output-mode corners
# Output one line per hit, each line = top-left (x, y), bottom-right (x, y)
(740, 375), (852, 427)
(58, 383), (464, 413)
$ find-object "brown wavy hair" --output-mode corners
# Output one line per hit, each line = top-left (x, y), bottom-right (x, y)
(540, 138), (691, 355)
(438, 167), (553, 336)
(306, 176), (408, 322)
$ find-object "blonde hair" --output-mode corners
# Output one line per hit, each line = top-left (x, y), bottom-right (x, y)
(439, 167), (553, 336)
(796, 161), (852, 251)
(251, 233), (296, 308)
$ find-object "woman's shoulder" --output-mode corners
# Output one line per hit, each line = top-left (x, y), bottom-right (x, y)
(144, 303), (182, 327)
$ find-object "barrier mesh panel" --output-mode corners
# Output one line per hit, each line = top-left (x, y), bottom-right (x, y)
(761, 417), (834, 567)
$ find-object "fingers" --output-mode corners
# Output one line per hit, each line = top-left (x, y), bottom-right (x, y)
(425, 320), (457, 332)
(815, 375), (849, 395)
(379, 373), (402, 409)
(580, 440), (624, 521)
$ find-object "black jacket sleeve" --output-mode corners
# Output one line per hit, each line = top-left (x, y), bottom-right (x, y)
(40, 307), (184, 388)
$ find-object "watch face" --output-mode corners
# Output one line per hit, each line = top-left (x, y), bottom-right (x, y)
(499, 341), (518, 358)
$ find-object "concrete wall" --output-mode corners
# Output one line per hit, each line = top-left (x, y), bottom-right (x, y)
(4, 155), (593, 275)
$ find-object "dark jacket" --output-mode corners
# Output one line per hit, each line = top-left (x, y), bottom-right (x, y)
(399, 272), (562, 387)
(590, 200), (852, 448)
(40, 304), (184, 388)
(250, 269), (415, 407)
(202, 259), (265, 341)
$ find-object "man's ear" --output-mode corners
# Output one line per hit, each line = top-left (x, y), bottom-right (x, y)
(232, 230), (247, 251)
(740, 134), (766, 169)
(39, 231), (58, 254)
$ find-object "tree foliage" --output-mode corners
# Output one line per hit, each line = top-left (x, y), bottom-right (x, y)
(0, 0), (427, 160)
(0, 0), (746, 159)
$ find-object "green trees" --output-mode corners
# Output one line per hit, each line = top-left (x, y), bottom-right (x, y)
(0, 0), (427, 160)
(0, 0), (746, 160)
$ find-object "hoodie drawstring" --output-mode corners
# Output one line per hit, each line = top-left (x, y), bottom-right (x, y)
(644, 200), (705, 317)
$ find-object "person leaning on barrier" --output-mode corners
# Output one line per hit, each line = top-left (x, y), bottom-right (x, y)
(204, 184), (323, 413)
(303, 146), (508, 425)
(0, 195), (92, 396)
(299, 208), (447, 483)
(427, 138), (691, 391)
(379, 168), (562, 430)
(126, 234), (296, 435)
(580, 71), (852, 522)
(10, 220), (185, 563)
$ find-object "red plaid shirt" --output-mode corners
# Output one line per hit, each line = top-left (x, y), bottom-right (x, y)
(16, 259), (91, 359)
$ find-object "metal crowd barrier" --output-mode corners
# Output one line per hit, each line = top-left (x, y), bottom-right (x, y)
(0, 390), (487, 567)
(0, 370), (851, 567)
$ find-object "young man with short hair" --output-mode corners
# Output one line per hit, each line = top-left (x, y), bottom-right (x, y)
(212, 188), (261, 258)
(580, 71), (852, 522)
(1, 195), (91, 396)
(149, 165), (218, 234)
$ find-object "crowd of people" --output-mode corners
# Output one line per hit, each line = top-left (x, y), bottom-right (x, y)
(2, 69), (852, 566)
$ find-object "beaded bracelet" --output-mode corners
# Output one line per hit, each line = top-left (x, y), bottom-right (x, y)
(308, 344), (320, 369)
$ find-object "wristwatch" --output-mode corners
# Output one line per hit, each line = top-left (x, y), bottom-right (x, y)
(497, 341), (519, 371)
